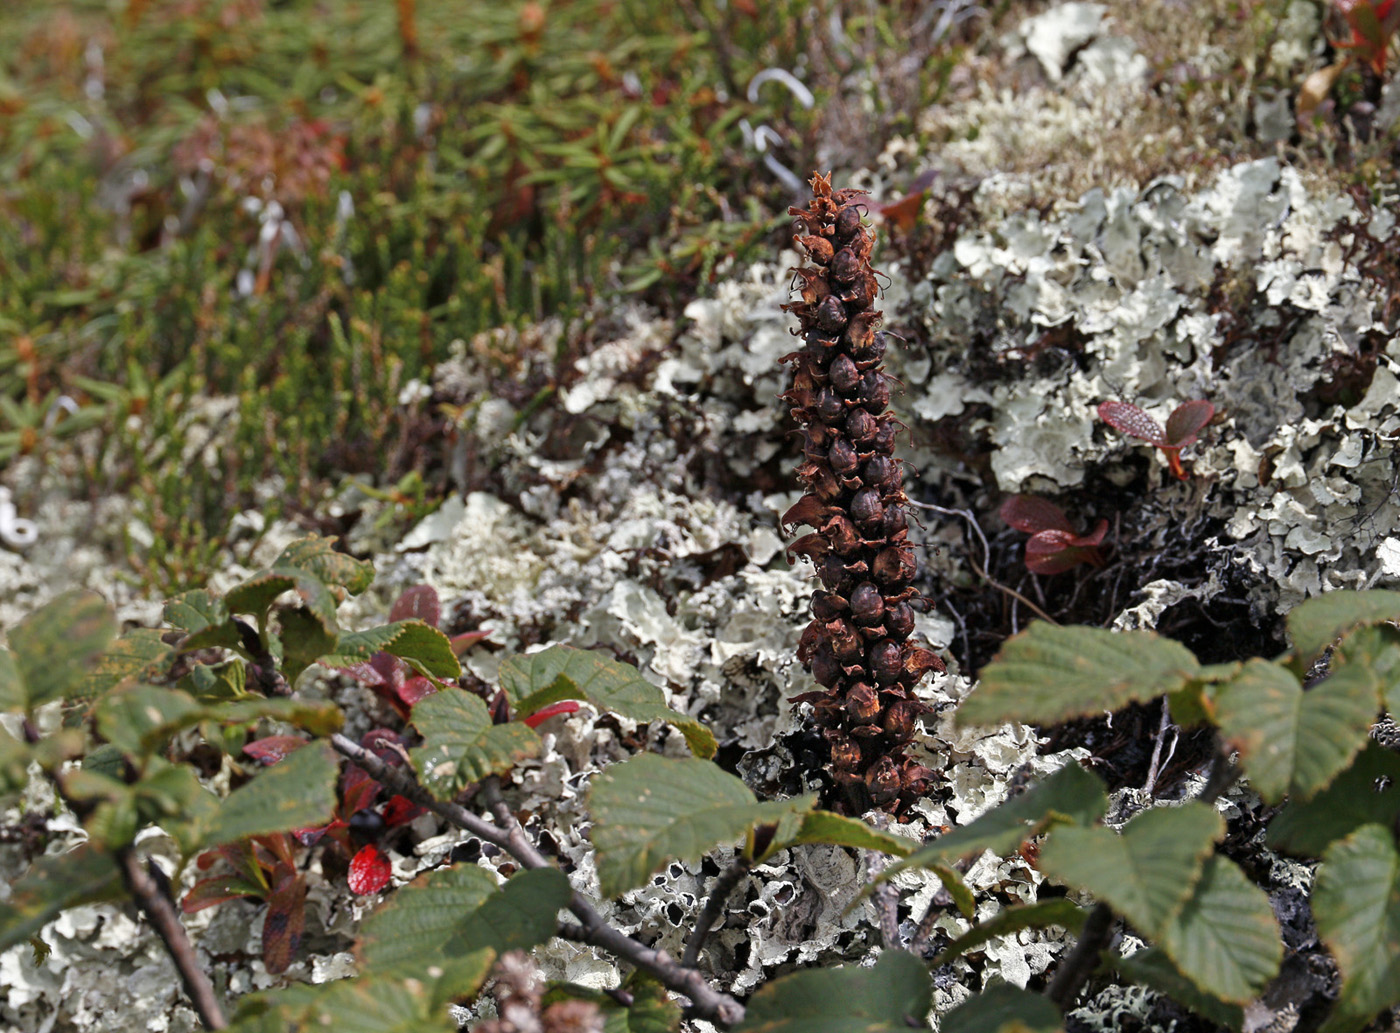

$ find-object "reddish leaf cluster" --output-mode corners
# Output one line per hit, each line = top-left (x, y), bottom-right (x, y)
(999, 496), (1108, 575)
(780, 173), (944, 812)
(1336, 0), (1400, 76)
(1098, 399), (1214, 480)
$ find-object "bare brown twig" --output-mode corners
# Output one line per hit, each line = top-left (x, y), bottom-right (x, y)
(681, 856), (752, 969)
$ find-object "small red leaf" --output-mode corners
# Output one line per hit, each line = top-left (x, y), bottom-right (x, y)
(449, 630), (491, 656)
(336, 660), (386, 687)
(1066, 518), (1110, 549)
(361, 728), (408, 764)
(1025, 530), (1103, 575)
(341, 766), (382, 817)
(1098, 401), (1167, 446)
(380, 794), (423, 827)
(261, 872), (307, 974)
(347, 844), (393, 895)
(999, 495), (1074, 535)
(524, 700), (582, 728)
(1164, 400), (1215, 447)
(243, 736), (307, 766)
(370, 651), (406, 689)
(396, 676), (439, 708)
(389, 585), (441, 628)
(181, 875), (265, 914)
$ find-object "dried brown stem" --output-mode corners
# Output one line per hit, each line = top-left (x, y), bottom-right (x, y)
(681, 856), (752, 969)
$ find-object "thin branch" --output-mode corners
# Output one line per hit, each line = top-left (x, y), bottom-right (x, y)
(118, 848), (228, 1030)
(1141, 697), (1178, 797)
(1045, 902), (1114, 1009)
(331, 736), (746, 1027)
(681, 856), (752, 969)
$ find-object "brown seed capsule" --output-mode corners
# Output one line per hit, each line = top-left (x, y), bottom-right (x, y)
(851, 489), (885, 533)
(797, 234), (834, 263)
(865, 755), (902, 804)
(846, 682), (881, 723)
(850, 582), (886, 626)
(816, 295), (848, 332)
(844, 310), (880, 355)
(834, 205), (863, 242)
(862, 455), (898, 492)
(900, 760), (934, 796)
(819, 553), (856, 595)
(828, 437), (859, 477)
(830, 248), (860, 284)
(882, 699), (922, 740)
(870, 640), (903, 685)
(828, 731), (862, 772)
(829, 354), (861, 395)
(873, 418), (898, 454)
(882, 506), (908, 537)
(816, 387), (844, 424)
(846, 408), (878, 445)
(811, 591), (846, 621)
(854, 331), (887, 365)
(839, 271), (878, 308)
(827, 619), (863, 661)
(825, 514), (863, 557)
(887, 601), (915, 639)
(859, 371), (890, 413)
(873, 545), (916, 587)
(811, 645), (842, 688)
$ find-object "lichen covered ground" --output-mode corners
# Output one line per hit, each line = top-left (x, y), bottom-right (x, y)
(5, 2), (1400, 1031)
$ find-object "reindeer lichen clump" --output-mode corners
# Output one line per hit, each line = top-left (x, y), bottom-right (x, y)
(780, 173), (944, 813)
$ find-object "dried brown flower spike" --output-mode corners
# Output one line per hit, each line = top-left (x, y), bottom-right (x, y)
(781, 173), (944, 814)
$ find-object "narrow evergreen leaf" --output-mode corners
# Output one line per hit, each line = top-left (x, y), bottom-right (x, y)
(1159, 856), (1282, 1004)
(589, 753), (814, 897)
(204, 741), (338, 847)
(1268, 744), (1400, 856)
(1286, 589), (1400, 666)
(935, 899), (1089, 965)
(885, 763), (1108, 879)
(1313, 825), (1400, 1033)
(957, 624), (1199, 729)
(939, 984), (1063, 1033)
(273, 535), (374, 595)
(736, 950), (931, 1032)
(0, 845), (122, 953)
(1038, 802), (1224, 939)
(1212, 658), (1379, 804)
(329, 620), (460, 680)
(499, 646), (717, 758)
(1112, 947), (1244, 1031)
(7, 590), (115, 710)
(409, 688), (541, 799)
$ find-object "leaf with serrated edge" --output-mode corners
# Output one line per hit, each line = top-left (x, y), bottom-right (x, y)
(72, 629), (174, 706)
(1112, 948), (1244, 1031)
(164, 590), (241, 650)
(227, 974), (457, 1033)
(1213, 658), (1379, 804)
(935, 899), (1089, 965)
(735, 950), (930, 1033)
(589, 754), (814, 898)
(1313, 825), (1400, 1033)
(1160, 855), (1281, 1004)
(780, 810), (914, 858)
(884, 763), (1108, 881)
(278, 606), (339, 685)
(328, 621), (461, 680)
(940, 984), (1064, 1033)
(1286, 589), (1400, 666)
(357, 867), (567, 976)
(0, 845), (122, 953)
(499, 646), (716, 758)
(409, 689), (541, 799)
(95, 684), (203, 757)
(1268, 743), (1400, 857)
(1039, 802), (1224, 940)
(273, 535), (374, 595)
(7, 590), (115, 710)
(204, 742), (337, 848)
(957, 624), (1199, 729)
(1336, 624), (1400, 719)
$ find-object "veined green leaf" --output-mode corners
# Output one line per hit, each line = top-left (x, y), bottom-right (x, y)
(735, 950), (931, 1033)
(409, 688), (541, 799)
(1159, 856), (1281, 1004)
(328, 620), (460, 680)
(1268, 744), (1400, 857)
(940, 984), (1063, 1033)
(6, 590), (116, 711)
(1286, 590), (1400, 666)
(203, 741), (337, 848)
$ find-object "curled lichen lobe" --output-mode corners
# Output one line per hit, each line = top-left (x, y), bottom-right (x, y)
(781, 173), (944, 813)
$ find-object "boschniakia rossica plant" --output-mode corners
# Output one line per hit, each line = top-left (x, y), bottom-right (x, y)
(780, 173), (944, 812)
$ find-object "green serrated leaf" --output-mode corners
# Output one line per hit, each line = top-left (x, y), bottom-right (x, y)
(69, 629), (174, 707)
(204, 741), (337, 848)
(134, 762), (220, 857)
(272, 535), (374, 595)
(357, 866), (567, 976)
(164, 590), (241, 650)
(227, 569), (341, 638)
(6, 590), (116, 711)
(1336, 624), (1400, 719)
(935, 899), (1089, 965)
(228, 973), (457, 1033)
(1313, 825), (1400, 1033)
(1212, 658), (1379, 804)
(182, 658), (247, 702)
(1286, 590), (1400, 666)
(1268, 744), (1400, 857)
(1159, 855), (1282, 1004)
(884, 764), (1108, 881)
(95, 684), (204, 757)
(409, 688), (541, 799)
(278, 605), (339, 685)
(736, 950), (931, 1033)
(329, 621), (461, 680)
(589, 753), (814, 897)
(426, 948), (498, 1014)
(957, 624), (1199, 728)
(940, 984), (1064, 1033)
(0, 845), (122, 953)
(1112, 947), (1244, 1031)
(1039, 802), (1224, 939)
(213, 697), (343, 736)
(780, 810), (914, 858)
(499, 646), (716, 758)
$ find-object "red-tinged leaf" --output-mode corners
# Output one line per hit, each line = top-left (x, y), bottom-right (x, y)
(337, 659), (387, 687)
(370, 651), (406, 689)
(259, 834), (299, 870)
(396, 676), (439, 708)
(361, 728), (409, 765)
(1164, 400), (1215, 447)
(389, 585), (441, 628)
(348, 844), (394, 895)
(341, 766), (381, 817)
(1068, 518), (1110, 549)
(291, 818), (341, 847)
(261, 871), (307, 974)
(182, 875), (266, 913)
(1098, 400), (1167, 446)
(1000, 495), (1074, 535)
(524, 700), (581, 728)
(1026, 531), (1102, 575)
(243, 736), (307, 766)
(381, 795), (423, 827)
(450, 630), (490, 656)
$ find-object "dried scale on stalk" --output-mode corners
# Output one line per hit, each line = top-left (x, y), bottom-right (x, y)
(780, 173), (944, 814)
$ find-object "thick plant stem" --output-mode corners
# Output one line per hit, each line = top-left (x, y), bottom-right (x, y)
(1045, 902), (1115, 1009)
(330, 735), (746, 1027)
(117, 848), (228, 1029)
(681, 856), (752, 969)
